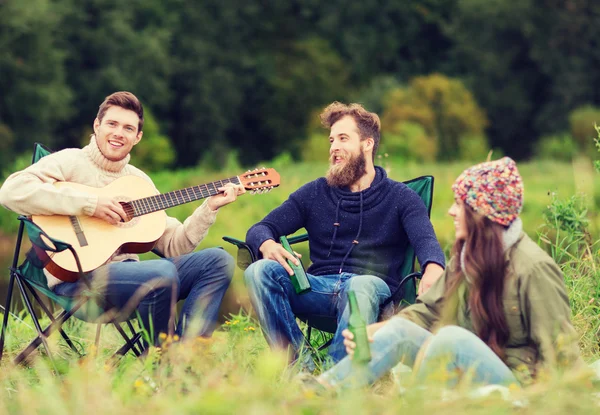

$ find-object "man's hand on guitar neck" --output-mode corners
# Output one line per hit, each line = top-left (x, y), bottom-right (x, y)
(93, 197), (129, 224)
(207, 182), (246, 211)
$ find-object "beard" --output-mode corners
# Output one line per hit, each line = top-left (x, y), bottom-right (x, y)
(326, 148), (367, 188)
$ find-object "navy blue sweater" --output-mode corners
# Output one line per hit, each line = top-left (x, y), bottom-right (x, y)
(246, 166), (445, 294)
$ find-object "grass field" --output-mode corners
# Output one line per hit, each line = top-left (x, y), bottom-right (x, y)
(1, 156), (600, 414)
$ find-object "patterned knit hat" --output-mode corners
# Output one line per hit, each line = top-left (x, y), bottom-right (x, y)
(452, 157), (524, 227)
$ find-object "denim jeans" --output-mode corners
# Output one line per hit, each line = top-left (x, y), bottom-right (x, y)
(53, 248), (234, 344)
(319, 317), (518, 388)
(244, 259), (391, 363)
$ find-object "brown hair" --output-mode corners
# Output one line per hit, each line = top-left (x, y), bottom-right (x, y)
(320, 102), (381, 160)
(446, 205), (509, 360)
(97, 91), (144, 132)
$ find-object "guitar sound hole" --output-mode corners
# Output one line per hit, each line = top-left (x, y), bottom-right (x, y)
(118, 201), (136, 224)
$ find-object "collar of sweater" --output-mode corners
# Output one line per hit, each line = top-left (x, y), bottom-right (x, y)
(327, 166), (390, 212)
(83, 135), (131, 173)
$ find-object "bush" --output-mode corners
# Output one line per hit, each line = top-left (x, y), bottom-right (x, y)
(301, 133), (330, 162)
(534, 133), (578, 161)
(381, 122), (437, 162)
(457, 135), (491, 162)
(569, 105), (600, 153)
(382, 73), (488, 161)
(131, 110), (175, 172)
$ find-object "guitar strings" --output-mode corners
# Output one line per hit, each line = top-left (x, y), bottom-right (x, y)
(130, 177), (241, 217)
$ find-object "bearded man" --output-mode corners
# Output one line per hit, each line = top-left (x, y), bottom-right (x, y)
(244, 102), (445, 367)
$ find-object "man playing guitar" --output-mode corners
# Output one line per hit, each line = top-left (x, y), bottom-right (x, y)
(0, 91), (245, 345)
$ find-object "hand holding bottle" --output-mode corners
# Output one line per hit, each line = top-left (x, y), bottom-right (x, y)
(342, 321), (385, 357)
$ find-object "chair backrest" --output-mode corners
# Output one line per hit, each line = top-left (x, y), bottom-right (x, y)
(7, 143), (82, 310)
(32, 142), (53, 164)
(393, 175), (434, 307)
(10, 143), (55, 271)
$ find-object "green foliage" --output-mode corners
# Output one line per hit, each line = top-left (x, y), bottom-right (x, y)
(0, 0), (73, 154)
(0, 124), (15, 168)
(382, 74), (488, 161)
(535, 133), (579, 162)
(1, 0), (600, 165)
(351, 76), (403, 115)
(457, 135), (490, 162)
(569, 106), (600, 153)
(301, 133), (330, 162)
(595, 131), (600, 173)
(381, 122), (437, 162)
(130, 111), (175, 172)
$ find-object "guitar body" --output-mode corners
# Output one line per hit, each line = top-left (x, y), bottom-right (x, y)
(32, 176), (167, 282)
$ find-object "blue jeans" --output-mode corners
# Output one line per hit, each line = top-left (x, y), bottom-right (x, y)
(244, 259), (391, 363)
(319, 317), (518, 388)
(53, 248), (234, 344)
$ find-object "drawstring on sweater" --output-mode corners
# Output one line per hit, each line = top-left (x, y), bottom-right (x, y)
(327, 197), (344, 258)
(333, 192), (365, 274)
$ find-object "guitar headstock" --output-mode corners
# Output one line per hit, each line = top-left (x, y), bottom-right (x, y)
(239, 168), (280, 194)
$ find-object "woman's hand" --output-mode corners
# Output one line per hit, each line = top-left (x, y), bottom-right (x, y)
(342, 321), (386, 357)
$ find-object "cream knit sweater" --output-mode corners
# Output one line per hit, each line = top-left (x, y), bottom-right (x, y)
(0, 136), (218, 288)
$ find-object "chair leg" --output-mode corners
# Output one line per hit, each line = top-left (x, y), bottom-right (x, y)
(95, 324), (101, 354)
(113, 323), (142, 357)
(112, 332), (143, 358)
(0, 273), (16, 363)
(14, 277), (54, 365)
(23, 281), (82, 357)
(13, 299), (85, 366)
(126, 320), (144, 355)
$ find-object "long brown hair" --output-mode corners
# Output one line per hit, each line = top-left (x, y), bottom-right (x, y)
(447, 205), (510, 359)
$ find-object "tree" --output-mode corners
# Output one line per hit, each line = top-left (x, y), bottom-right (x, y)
(0, 0), (72, 154)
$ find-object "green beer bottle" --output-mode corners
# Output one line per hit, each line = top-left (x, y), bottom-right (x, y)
(279, 236), (311, 294)
(347, 290), (371, 365)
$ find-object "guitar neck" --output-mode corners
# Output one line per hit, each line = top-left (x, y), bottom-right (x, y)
(129, 176), (241, 217)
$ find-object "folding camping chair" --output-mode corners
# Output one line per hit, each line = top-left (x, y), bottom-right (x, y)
(0, 143), (144, 365)
(222, 175), (435, 351)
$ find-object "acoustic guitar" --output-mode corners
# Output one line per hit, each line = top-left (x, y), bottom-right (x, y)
(31, 168), (280, 282)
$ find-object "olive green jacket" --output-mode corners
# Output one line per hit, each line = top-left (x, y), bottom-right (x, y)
(399, 233), (581, 384)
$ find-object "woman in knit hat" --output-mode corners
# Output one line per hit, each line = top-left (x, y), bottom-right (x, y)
(314, 157), (582, 389)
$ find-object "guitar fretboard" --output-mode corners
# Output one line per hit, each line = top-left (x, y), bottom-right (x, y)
(127, 177), (241, 217)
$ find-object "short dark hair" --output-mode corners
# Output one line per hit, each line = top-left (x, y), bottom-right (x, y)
(97, 91), (144, 132)
(320, 102), (381, 158)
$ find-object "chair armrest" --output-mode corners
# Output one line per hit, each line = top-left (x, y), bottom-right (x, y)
(222, 236), (256, 270)
(398, 271), (422, 287)
(287, 233), (308, 245)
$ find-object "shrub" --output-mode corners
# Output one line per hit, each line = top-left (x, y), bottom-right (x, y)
(382, 73), (488, 161)
(569, 105), (600, 153)
(534, 133), (578, 161)
(131, 110), (175, 172)
(381, 121), (437, 163)
(457, 134), (490, 162)
(301, 133), (330, 162)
